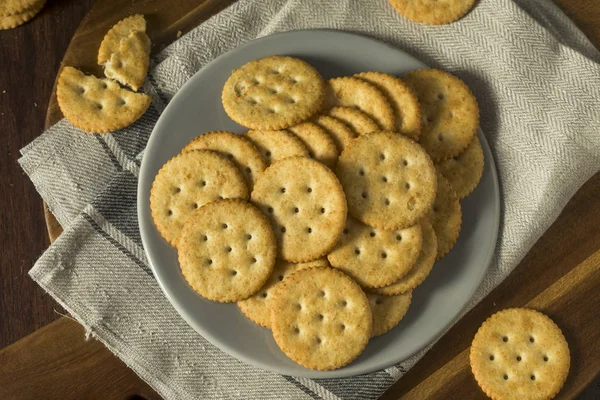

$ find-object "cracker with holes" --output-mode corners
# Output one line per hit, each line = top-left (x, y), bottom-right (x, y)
(288, 122), (339, 169)
(403, 69), (479, 162)
(327, 77), (395, 131)
(244, 129), (309, 165)
(98, 15), (150, 91)
(436, 135), (484, 199)
(327, 216), (422, 288)
(355, 72), (422, 140)
(237, 258), (329, 328)
(336, 130), (437, 230)
(251, 157), (347, 263)
(150, 150), (248, 245)
(470, 308), (570, 400)
(389, 0), (476, 25)
(367, 291), (412, 337)
(182, 131), (267, 191)
(428, 173), (461, 260)
(222, 56), (326, 130)
(313, 115), (356, 152)
(328, 106), (379, 136)
(271, 266), (372, 370)
(373, 219), (437, 295)
(0, 0), (44, 30)
(56, 66), (151, 133)
(178, 200), (276, 302)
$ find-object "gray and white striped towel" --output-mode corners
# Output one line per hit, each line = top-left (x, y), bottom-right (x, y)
(20, 0), (600, 399)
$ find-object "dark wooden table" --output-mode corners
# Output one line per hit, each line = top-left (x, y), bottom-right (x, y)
(1, 0), (599, 399)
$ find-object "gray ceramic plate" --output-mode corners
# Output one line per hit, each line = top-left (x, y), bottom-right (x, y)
(138, 30), (500, 379)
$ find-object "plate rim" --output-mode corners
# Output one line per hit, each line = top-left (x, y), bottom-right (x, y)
(137, 28), (501, 379)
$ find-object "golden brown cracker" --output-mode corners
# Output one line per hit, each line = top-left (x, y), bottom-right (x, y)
(313, 115), (356, 152)
(367, 291), (412, 337)
(182, 131), (267, 191)
(355, 72), (421, 140)
(150, 150), (249, 245)
(56, 66), (150, 133)
(97, 14), (146, 64)
(428, 173), (461, 260)
(0, 0), (44, 30)
(271, 266), (372, 370)
(403, 69), (479, 161)
(0, 0), (38, 16)
(244, 129), (309, 165)
(251, 157), (347, 263)
(327, 77), (395, 131)
(470, 308), (570, 400)
(327, 216), (422, 288)
(178, 200), (276, 302)
(222, 56), (326, 130)
(336, 130), (437, 230)
(372, 219), (437, 295)
(288, 122), (339, 169)
(103, 30), (151, 91)
(436, 135), (484, 199)
(328, 106), (379, 136)
(389, 0), (476, 25)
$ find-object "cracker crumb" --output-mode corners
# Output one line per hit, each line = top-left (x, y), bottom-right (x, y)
(177, 30), (183, 38)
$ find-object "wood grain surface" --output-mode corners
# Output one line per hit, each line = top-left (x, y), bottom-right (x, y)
(1, 0), (599, 399)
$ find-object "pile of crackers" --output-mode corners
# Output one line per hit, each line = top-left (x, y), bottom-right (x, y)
(0, 0), (45, 30)
(150, 55), (484, 371)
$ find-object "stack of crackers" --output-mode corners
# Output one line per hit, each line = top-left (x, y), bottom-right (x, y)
(0, 0), (45, 30)
(150, 55), (484, 371)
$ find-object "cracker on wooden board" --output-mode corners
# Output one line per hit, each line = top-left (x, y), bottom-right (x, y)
(178, 200), (277, 302)
(389, 0), (476, 25)
(251, 156), (347, 263)
(271, 266), (372, 370)
(436, 135), (484, 199)
(0, 0), (39, 16)
(403, 69), (479, 162)
(327, 77), (395, 131)
(428, 173), (461, 260)
(355, 71), (421, 140)
(313, 115), (356, 152)
(288, 122), (339, 169)
(328, 106), (379, 136)
(103, 30), (151, 92)
(336, 130), (437, 230)
(222, 56), (326, 130)
(327, 216), (422, 288)
(470, 308), (570, 400)
(182, 131), (267, 191)
(56, 66), (151, 133)
(372, 218), (437, 295)
(367, 291), (412, 337)
(150, 150), (248, 246)
(237, 258), (329, 328)
(244, 129), (309, 165)
(0, 0), (44, 29)
(97, 14), (146, 64)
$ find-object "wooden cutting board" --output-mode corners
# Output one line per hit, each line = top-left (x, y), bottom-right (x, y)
(6, 0), (598, 399)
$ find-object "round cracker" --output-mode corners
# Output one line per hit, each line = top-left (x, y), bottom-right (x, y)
(271, 266), (372, 370)
(98, 14), (146, 64)
(244, 129), (308, 165)
(237, 258), (330, 328)
(0, 0), (39, 17)
(288, 122), (339, 169)
(222, 56), (326, 130)
(367, 291), (412, 337)
(327, 216), (422, 288)
(150, 150), (249, 245)
(328, 106), (379, 136)
(314, 115), (356, 152)
(327, 77), (395, 131)
(182, 131), (267, 191)
(0, 0), (44, 29)
(355, 72), (421, 140)
(389, 0), (476, 25)
(470, 308), (570, 400)
(428, 173), (461, 260)
(177, 200), (276, 302)
(251, 157), (347, 263)
(56, 66), (151, 133)
(436, 135), (484, 199)
(372, 219), (437, 295)
(403, 69), (479, 162)
(336, 130), (437, 230)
